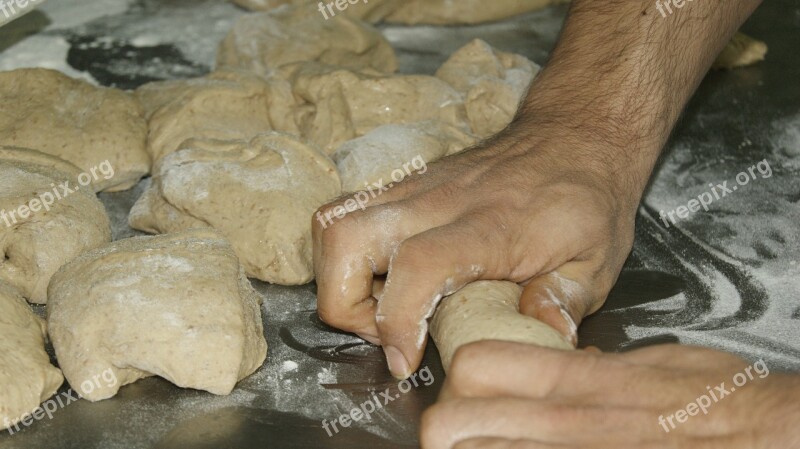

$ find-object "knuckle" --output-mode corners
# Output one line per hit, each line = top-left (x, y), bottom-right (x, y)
(450, 341), (494, 375)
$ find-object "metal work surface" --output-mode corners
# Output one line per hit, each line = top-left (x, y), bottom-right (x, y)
(0, 1), (798, 448)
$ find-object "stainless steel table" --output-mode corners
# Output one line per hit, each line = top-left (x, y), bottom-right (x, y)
(0, 1), (798, 447)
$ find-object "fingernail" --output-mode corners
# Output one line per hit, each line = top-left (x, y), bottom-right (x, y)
(383, 345), (410, 380)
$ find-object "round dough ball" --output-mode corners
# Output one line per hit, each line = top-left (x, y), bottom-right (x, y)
(286, 62), (469, 153)
(0, 68), (151, 192)
(0, 147), (111, 304)
(47, 229), (268, 401)
(129, 133), (341, 285)
(217, 6), (397, 77)
(0, 282), (64, 431)
(136, 70), (299, 163)
(333, 121), (476, 193)
(436, 39), (540, 138)
(430, 280), (573, 371)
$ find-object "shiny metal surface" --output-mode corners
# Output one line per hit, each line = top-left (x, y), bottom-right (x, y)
(0, 0), (798, 447)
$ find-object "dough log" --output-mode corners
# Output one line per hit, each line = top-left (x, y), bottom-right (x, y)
(430, 280), (573, 372)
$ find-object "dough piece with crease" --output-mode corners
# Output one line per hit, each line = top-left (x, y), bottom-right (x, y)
(334, 121), (476, 193)
(0, 147), (111, 304)
(0, 68), (150, 192)
(47, 229), (268, 401)
(217, 6), (397, 77)
(430, 281), (573, 371)
(137, 70), (298, 163)
(0, 282), (64, 431)
(129, 133), (340, 285)
(285, 62), (469, 154)
(437, 39), (540, 138)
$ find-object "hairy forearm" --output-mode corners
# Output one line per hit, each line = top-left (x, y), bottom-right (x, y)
(516, 0), (762, 199)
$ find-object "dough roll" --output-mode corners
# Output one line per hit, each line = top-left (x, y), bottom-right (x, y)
(430, 280), (574, 371)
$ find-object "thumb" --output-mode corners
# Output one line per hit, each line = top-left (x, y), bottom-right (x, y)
(518, 268), (597, 347)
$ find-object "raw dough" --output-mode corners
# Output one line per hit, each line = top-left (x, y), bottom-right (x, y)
(713, 32), (768, 70)
(129, 133), (341, 285)
(47, 229), (268, 401)
(0, 282), (64, 431)
(0, 68), (151, 192)
(136, 70), (298, 163)
(334, 121), (476, 193)
(430, 280), (573, 371)
(386, 0), (556, 25)
(0, 147), (111, 304)
(285, 62), (469, 154)
(437, 39), (540, 138)
(217, 6), (397, 77)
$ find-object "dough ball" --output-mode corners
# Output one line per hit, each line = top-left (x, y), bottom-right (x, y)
(334, 121), (476, 193)
(386, 0), (556, 25)
(137, 70), (298, 163)
(228, 0), (402, 22)
(713, 32), (768, 70)
(129, 133), (341, 285)
(437, 39), (540, 138)
(430, 280), (573, 371)
(0, 147), (111, 304)
(0, 68), (150, 192)
(47, 229), (268, 401)
(286, 62), (469, 153)
(0, 282), (64, 431)
(216, 6), (398, 77)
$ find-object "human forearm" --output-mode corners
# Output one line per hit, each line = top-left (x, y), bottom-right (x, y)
(517, 0), (763, 198)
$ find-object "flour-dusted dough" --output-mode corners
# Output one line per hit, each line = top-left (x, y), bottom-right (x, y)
(136, 70), (298, 163)
(129, 133), (341, 285)
(386, 0), (556, 25)
(285, 62), (469, 154)
(713, 32), (768, 70)
(217, 6), (397, 78)
(334, 121), (476, 193)
(430, 281), (573, 371)
(437, 39), (540, 138)
(0, 147), (111, 304)
(0, 282), (64, 431)
(47, 229), (268, 401)
(0, 68), (150, 192)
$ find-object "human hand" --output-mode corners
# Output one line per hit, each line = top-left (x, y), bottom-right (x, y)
(421, 341), (800, 448)
(313, 117), (642, 379)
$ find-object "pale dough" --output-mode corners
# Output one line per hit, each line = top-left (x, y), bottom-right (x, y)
(0, 282), (64, 431)
(136, 70), (298, 163)
(0, 147), (111, 304)
(430, 280), (573, 371)
(129, 133), (341, 285)
(334, 121), (476, 193)
(437, 39), (540, 138)
(227, 0), (553, 24)
(47, 229), (268, 401)
(0, 68), (151, 192)
(216, 6), (398, 77)
(284, 62), (469, 154)
(713, 32), (768, 70)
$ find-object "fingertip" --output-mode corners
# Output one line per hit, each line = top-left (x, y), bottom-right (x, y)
(383, 345), (413, 380)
